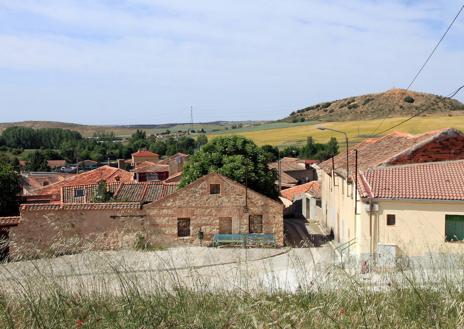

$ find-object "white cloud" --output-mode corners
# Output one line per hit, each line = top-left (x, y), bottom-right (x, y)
(0, 0), (462, 124)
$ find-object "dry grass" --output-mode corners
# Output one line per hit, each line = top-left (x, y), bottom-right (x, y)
(210, 115), (464, 147)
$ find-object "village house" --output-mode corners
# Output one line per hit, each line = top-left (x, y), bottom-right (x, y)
(269, 157), (318, 189)
(158, 152), (189, 176)
(131, 150), (159, 166)
(24, 165), (133, 203)
(316, 128), (464, 261)
(280, 181), (321, 220)
(78, 159), (98, 171)
(5, 173), (284, 259)
(21, 172), (74, 196)
(131, 161), (170, 182)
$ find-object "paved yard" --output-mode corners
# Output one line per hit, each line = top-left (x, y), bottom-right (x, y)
(0, 246), (334, 295)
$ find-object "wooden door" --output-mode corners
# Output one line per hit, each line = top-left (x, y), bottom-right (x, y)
(219, 217), (232, 234)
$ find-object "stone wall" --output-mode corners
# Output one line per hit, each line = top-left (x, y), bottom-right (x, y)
(11, 203), (148, 258)
(145, 173), (284, 246)
(11, 173), (285, 258)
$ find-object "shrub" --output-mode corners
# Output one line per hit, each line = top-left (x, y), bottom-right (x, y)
(404, 96), (415, 103)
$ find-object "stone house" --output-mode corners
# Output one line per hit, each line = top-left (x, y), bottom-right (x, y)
(316, 128), (464, 261)
(269, 157), (317, 189)
(131, 150), (159, 166)
(144, 172), (284, 246)
(6, 173), (284, 259)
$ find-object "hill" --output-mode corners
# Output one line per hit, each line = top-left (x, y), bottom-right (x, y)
(286, 89), (464, 122)
(0, 120), (265, 138)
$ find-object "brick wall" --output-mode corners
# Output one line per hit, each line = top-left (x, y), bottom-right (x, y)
(389, 132), (464, 165)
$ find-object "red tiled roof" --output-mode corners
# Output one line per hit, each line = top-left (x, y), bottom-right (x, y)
(131, 161), (169, 173)
(21, 203), (141, 212)
(132, 150), (158, 157)
(158, 153), (189, 165)
(165, 172), (183, 183)
(0, 216), (21, 227)
(360, 160), (464, 200)
(319, 128), (464, 178)
(269, 157), (306, 172)
(32, 166), (133, 197)
(47, 160), (66, 168)
(281, 181), (320, 201)
(21, 173), (75, 194)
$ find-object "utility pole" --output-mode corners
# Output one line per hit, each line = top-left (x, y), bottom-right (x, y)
(190, 106), (194, 135)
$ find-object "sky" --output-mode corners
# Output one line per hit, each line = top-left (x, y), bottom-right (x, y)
(0, 0), (463, 125)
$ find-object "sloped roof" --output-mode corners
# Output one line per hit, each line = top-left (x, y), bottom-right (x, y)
(32, 166), (133, 197)
(359, 160), (464, 201)
(281, 181), (320, 201)
(131, 161), (169, 173)
(21, 173), (74, 194)
(132, 150), (158, 157)
(21, 203), (141, 212)
(47, 160), (66, 168)
(165, 172), (183, 183)
(0, 216), (21, 227)
(319, 128), (464, 178)
(269, 157), (307, 172)
(62, 181), (177, 204)
(158, 153), (189, 165)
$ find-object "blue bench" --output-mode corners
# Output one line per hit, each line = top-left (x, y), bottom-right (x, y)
(212, 233), (276, 247)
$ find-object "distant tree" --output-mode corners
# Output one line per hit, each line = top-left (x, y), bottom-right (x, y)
(130, 129), (146, 142)
(326, 137), (339, 157)
(260, 145), (279, 163)
(92, 181), (113, 203)
(150, 140), (167, 156)
(180, 136), (278, 198)
(25, 151), (49, 172)
(0, 162), (21, 216)
(281, 146), (300, 158)
(196, 135), (208, 148)
(300, 136), (318, 159)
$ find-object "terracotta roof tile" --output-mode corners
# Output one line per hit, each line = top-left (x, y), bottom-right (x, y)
(132, 150), (158, 157)
(131, 161), (169, 173)
(32, 166), (133, 198)
(319, 128), (464, 178)
(21, 203), (141, 212)
(281, 181), (320, 201)
(0, 216), (21, 226)
(361, 160), (464, 200)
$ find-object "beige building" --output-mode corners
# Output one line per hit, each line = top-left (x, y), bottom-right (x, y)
(317, 128), (464, 261)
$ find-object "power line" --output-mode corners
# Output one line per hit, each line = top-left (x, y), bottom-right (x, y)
(374, 83), (464, 136)
(448, 84), (464, 98)
(370, 3), (464, 136)
(406, 4), (464, 90)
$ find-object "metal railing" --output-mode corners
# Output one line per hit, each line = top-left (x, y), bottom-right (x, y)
(333, 238), (357, 264)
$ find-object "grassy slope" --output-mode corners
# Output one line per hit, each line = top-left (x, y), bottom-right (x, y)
(209, 115), (464, 147)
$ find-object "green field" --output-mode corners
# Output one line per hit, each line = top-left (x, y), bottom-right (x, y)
(209, 115), (464, 147)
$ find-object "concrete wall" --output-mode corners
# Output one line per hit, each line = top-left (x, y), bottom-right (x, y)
(320, 171), (359, 246)
(360, 200), (464, 257)
(145, 173), (284, 246)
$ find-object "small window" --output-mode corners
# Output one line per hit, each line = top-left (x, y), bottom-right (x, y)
(386, 214), (396, 226)
(74, 189), (85, 198)
(316, 199), (322, 207)
(42, 181), (49, 186)
(445, 215), (464, 242)
(177, 218), (191, 237)
(249, 215), (263, 234)
(210, 184), (221, 195)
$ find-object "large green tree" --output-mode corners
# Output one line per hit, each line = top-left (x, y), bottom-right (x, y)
(180, 136), (278, 198)
(0, 163), (21, 216)
(25, 151), (49, 172)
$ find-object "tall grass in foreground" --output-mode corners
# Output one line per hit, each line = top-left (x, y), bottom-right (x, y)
(1, 249), (464, 328)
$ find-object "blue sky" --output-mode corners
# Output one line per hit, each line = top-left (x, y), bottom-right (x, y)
(0, 0), (463, 124)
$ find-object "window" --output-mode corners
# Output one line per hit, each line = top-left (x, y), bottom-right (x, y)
(316, 199), (322, 207)
(249, 215), (263, 234)
(177, 218), (191, 237)
(445, 215), (464, 242)
(219, 217), (232, 234)
(386, 214), (396, 226)
(210, 184), (221, 195)
(74, 189), (85, 198)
